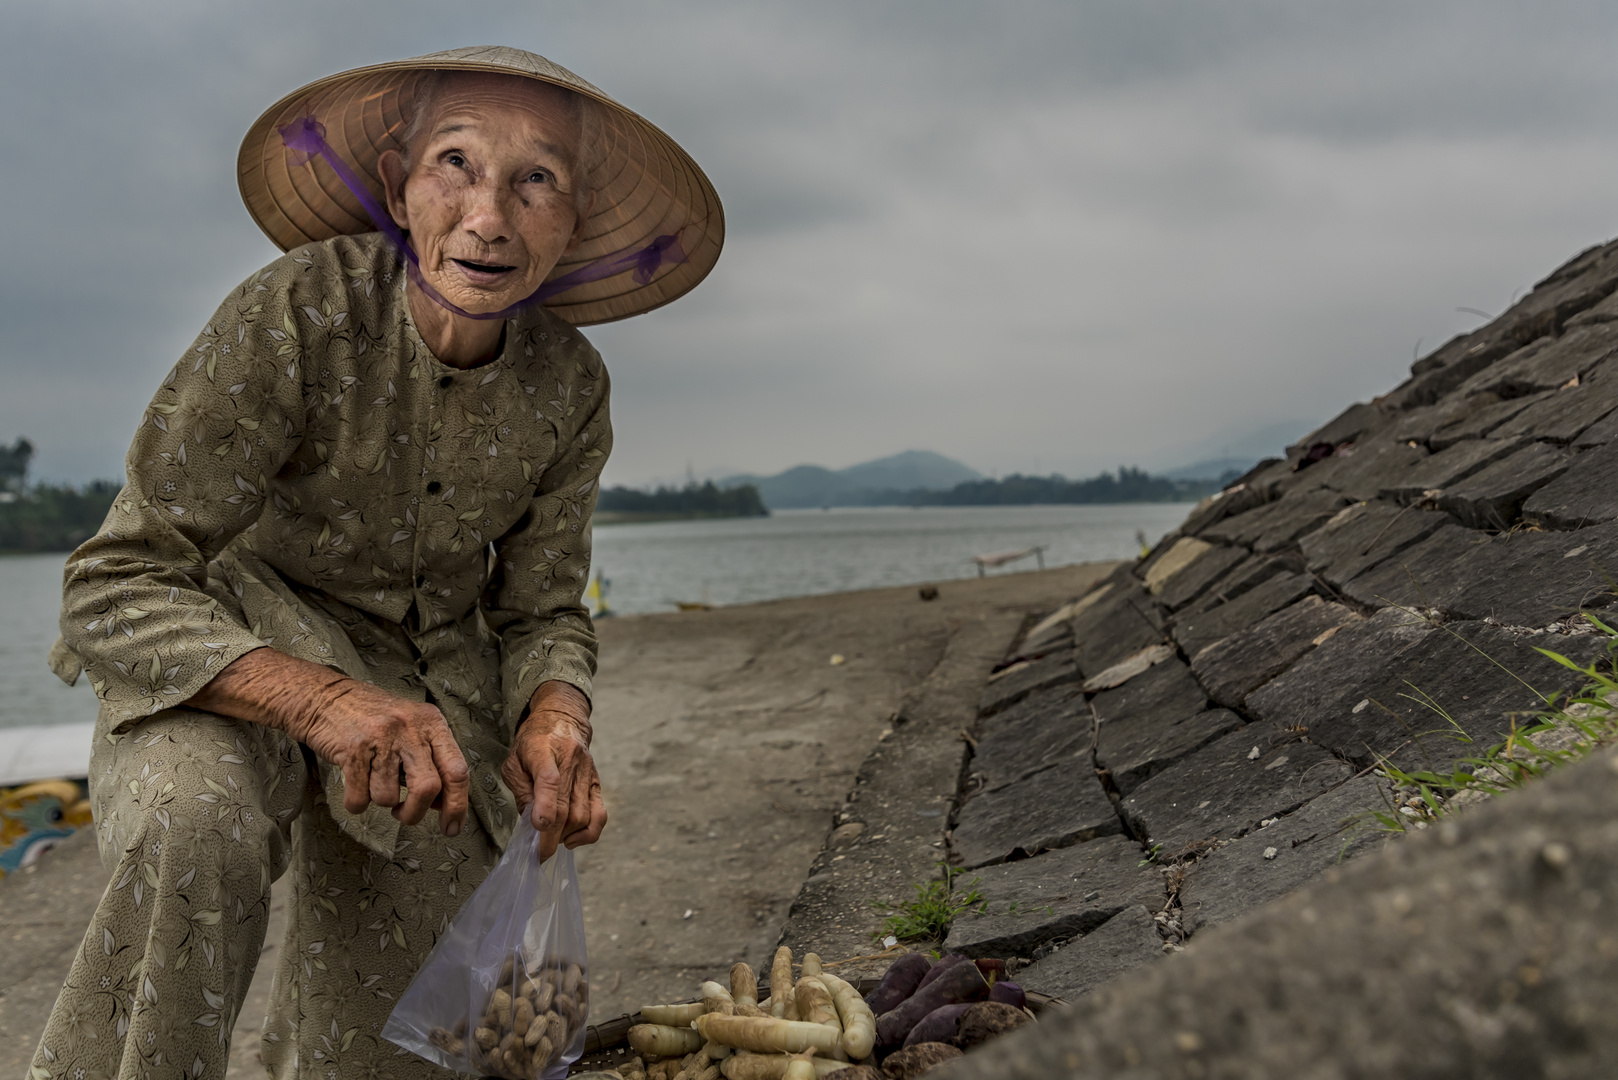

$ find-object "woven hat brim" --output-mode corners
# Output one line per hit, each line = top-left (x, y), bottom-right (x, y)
(237, 46), (724, 326)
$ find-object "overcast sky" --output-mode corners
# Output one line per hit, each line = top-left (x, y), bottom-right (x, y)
(6, 1), (1618, 487)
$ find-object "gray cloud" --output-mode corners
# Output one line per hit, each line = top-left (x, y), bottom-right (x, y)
(5, 2), (1618, 487)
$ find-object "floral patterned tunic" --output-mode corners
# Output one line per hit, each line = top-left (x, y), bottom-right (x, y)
(51, 231), (611, 857)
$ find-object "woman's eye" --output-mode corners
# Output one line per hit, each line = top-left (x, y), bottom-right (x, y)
(445, 152), (467, 168)
(527, 169), (554, 185)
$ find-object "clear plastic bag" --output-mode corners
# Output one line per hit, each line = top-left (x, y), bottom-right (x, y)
(383, 819), (590, 1079)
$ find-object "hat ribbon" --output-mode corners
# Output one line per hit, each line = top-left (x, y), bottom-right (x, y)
(278, 114), (687, 320)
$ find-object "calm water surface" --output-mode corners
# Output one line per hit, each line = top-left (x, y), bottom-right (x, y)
(0, 503), (1192, 730)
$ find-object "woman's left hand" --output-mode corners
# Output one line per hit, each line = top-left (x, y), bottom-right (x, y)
(501, 681), (607, 859)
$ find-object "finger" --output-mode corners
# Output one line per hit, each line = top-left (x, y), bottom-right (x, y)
(430, 725), (471, 838)
(529, 739), (563, 835)
(370, 738), (403, 809)
(558, 749), (596, 837)
(341, 743), (374, 816)
(394, 739), (442, 827)
(563, 777), (608, 850)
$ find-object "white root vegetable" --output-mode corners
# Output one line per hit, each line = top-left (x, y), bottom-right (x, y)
(628, 1024), (705, 1058)
(792, 978), (839, 1031)
(695, 1014), (842, 1056)
(731, 963), (763, 1016)
(702, 981), (737, 1015)
(642, 1003), (706, 1027)
(719, 1054), (849, 1079)
(769, 947), (796, 1021)
(783, 1057), (816, 1080)
(814, 971), (875, 1061)
(800, 953), (823, 977)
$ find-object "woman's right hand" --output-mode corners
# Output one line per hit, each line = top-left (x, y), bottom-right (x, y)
(186, 647), (471, 836)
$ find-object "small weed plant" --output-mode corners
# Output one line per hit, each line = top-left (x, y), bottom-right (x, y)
(871, 863), (985, 943)
(1372, 613), (1618, 832)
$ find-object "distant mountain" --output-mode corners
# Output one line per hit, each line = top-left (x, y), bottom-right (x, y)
(721, 451), (983, 509)
(1159, 456), (1261, 483)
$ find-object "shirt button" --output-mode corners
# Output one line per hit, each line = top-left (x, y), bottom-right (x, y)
(426, 480), (441, 493)
(439, 375), (453, 388)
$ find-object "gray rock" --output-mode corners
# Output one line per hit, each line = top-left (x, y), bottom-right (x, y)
(952, 765), (1123, 869)
(1189, 596), (1362, 710)
(1428, 390), (1554, 450)
(1247, 610), (1609, 771)
(1491, 376), (1618, 444)
(1297, 500), (1452, 589)
(942, 836), (1162, 958)
(1175, 481), (1272, 536)
(1173, 571), (1315, 658)
(1119, 722), (1352, 856)
(1068, 582), (1167, 678)
(1152, 543), (1248, 611)
(1175, 553), (1289, 616)
(1289, 437), (1430, 502)
(1288, 401), (1395, 459)
(1201, 488), (1352, 553)
(1435, 439), (1570, 529)
(935, 744), (1618, 1080)
(1457, 320), (1618, 397)
(1522, 441), (1618, 529)
(1575, 401), (1618, 447)
(971, 687), (1091, 793)
(1016, 904), (1164, 1000)
(1097, 707), (1244, 798)
(1379, 437), (1525, 503)
(979, 651), (1080, 717)
(1342, 520), (1618, 624)
(1178, 774), (1396, 934)
(1386, 393), (1496, 443)
(1090, 659), (1207, 728)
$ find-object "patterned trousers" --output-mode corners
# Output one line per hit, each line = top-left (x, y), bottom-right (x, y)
(29, 707), (497, 1080)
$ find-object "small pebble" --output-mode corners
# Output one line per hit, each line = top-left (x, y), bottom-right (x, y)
(1262, 847), (1278, 860)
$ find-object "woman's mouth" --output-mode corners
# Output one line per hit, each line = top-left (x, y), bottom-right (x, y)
(450, 257), (518, 283)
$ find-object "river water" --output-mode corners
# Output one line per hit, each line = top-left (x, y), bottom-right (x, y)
(0, 503), (1190, 732)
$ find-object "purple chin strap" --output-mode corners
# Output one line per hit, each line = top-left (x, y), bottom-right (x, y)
(278, 114), (687, 321)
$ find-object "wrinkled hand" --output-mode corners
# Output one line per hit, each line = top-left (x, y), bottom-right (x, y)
(298, 678), (472, 834)
(502, 682), (606, 859)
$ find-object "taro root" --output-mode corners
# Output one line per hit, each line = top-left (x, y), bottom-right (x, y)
(987, 981), (1026, 1010)
(873, 959), (989, 1050)
(953, 1001), (1030, 1050)
(863, 953), (932, 1015)
(880, 1042), (963, 1078)
(901, 1003), (972, 1048)
(433, 953), (588, 1079)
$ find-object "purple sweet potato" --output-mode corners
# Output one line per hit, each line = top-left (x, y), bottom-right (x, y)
(864, 952), (933, 1015)
(912, 954), (966, 993)
(901, 1003), (972, 1048)
(874, 958), (989, 1049)
(988, 980), (1026, 1010)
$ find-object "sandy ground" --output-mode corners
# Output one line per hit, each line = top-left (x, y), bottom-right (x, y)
(0, 564), (1112, 1078)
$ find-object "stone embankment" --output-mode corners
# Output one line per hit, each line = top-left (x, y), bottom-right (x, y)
(930, 236), (1618, 994)
(907, 235), (1618, 1070)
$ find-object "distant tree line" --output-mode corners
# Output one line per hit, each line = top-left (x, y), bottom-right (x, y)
(597, 481), (768, 518)
(902, 466), (1231, 506)
(0, 438), (121, 552)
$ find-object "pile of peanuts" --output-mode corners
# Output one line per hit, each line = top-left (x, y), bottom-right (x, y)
(429, 954), (589, 1080)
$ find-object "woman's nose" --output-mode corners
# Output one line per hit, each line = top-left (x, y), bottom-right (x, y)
(460, 181), (513, 244)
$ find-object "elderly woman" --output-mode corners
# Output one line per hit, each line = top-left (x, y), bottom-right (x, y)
(32, 47), (721, 1079)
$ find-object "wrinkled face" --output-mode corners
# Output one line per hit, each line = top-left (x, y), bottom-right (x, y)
(380, 75), (588, 315)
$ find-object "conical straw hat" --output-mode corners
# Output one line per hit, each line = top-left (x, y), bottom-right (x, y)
(238, 46), (723, 326)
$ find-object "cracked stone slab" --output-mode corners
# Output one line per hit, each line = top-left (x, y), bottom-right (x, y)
(1152, 543), (1248, 612)
(1069, 582), (1167, 678)
(1081, 643), (1176, 694)
(1342, 520), (1618, 623)
(1456, 320), (1618, 397)
(942, 836), (1162, 958)
(952, 764), (1123, 869)
(1435, 440), (1570, 529)
(1298, 501), (1453, 590)
(1491, 376), (1618, 444)
(1428, 391), (1554, 450)
(1141, 537), (1213, 596)
(1189, 596), (1363, 710)
(1178, 774), (1396, 935)
(1016, 904), (1165, 1000)
(1246, 609), (1610, 771)
(971, 687), (1091, 793)
(1091, 662), (1240, 795)
(1379, 437), (1526, 503)
(1175, 553), (1291, 618)
(1522, 441), (1618, 529)
(1201, 488), (1353, 554)
(1120, 722), (1353, 855)
(1173, 571), (1315, 659)
(979, 650), (1081, 717)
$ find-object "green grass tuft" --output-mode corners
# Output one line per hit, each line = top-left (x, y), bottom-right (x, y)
(870, 863), (985, 943)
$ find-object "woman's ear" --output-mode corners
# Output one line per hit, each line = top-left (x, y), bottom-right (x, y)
(377, 149), (411, 230)
(563, 190), (597, 254)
